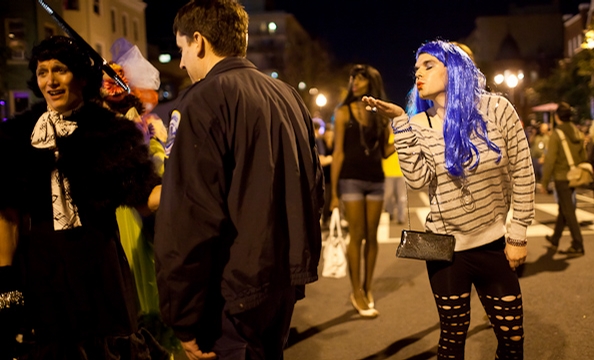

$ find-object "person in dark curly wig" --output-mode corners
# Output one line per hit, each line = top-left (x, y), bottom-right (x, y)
(0, 35), (167, 359)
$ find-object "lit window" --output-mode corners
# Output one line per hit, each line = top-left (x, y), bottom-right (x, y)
(5, 19), (26, 60)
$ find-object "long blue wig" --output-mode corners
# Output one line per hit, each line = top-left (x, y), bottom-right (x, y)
(406, 40), (501, 177)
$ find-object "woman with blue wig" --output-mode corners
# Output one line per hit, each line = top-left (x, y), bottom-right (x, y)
(363, 40), (535, 359)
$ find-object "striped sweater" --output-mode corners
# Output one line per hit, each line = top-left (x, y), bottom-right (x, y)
(392, 93), (535, 251)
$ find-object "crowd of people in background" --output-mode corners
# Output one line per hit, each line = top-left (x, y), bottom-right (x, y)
(1, 0), (592, 359)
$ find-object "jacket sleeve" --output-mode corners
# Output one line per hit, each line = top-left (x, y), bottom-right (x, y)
(154, 98), (229, 342)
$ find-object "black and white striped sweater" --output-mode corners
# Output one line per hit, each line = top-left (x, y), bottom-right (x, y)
(392, 93), (535, 251)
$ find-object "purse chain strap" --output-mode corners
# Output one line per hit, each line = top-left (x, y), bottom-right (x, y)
(405, 179), (449, 234)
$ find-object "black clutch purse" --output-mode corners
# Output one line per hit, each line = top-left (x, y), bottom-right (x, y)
(396, 184), (456, 262)
(396, 230), (455, 262)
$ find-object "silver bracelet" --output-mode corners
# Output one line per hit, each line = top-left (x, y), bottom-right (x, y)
(506, 237), (528, 247)
(0, 290), (24, 310)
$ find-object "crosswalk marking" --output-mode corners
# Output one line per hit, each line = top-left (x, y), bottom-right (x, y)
(376, 202), (594, 244)
(324, 191), (594, 245)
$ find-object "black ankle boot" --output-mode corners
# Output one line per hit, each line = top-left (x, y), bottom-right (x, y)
(558, 246), (585, 257)
(545, 235), (559, 248)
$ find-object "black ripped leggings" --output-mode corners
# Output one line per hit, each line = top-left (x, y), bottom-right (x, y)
(426, 237), (524, 360)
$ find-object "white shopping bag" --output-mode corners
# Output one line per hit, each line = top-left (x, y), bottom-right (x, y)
(322, 208), (348, 278)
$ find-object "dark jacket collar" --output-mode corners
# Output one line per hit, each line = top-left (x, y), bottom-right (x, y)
(178, 57), (258, 104)
(204, 57), (257, 80)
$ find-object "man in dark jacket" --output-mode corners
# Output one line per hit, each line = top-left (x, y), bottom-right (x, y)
(154, 1), (324, 359)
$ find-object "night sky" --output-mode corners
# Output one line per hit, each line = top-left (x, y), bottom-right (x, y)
(145, 0), (587, 103)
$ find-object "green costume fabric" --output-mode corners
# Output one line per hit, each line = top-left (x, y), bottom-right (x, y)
(117, 138), (179, 351)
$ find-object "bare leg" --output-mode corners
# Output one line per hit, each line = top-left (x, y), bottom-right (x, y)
(383, 177), (395, 219)
(362, 199), (383, 305)
(342, 199), (369, 310)
(394, 177), (407, 224)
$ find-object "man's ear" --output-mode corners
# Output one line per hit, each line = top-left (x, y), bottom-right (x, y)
(193, 31), (206, 58)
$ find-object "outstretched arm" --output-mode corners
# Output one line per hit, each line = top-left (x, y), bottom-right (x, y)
(362, 96), (435, 189)
(361, 96), (405, 119)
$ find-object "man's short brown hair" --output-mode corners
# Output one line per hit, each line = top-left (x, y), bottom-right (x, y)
(174, 0), (248, 58)
(556, 102), (572, 123)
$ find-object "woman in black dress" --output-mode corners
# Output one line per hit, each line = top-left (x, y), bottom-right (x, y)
(0, 36), (167, 359)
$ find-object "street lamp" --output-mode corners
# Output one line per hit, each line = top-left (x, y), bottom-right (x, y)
(315, 93), (327, 109)
(315, 93), (327, 119)
(494, 69), (523, 104)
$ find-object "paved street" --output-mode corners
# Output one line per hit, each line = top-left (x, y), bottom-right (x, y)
(285, 189), (594, 360)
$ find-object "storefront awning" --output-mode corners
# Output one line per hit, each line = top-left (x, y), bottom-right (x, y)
(531, 103), (558, 112)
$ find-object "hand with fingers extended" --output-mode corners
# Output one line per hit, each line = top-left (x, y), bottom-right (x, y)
(361, 96), (405, 119)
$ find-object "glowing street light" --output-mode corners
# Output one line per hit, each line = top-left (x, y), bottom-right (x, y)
(268, 22), (277, 34)
(158, 54), (171, 64)
(494, 74), (505, 85)
(315, 94), (327, 108)
(517, 71), (524, 80)
(505, 74), (518, 89)
(493, 69), (522, 103)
